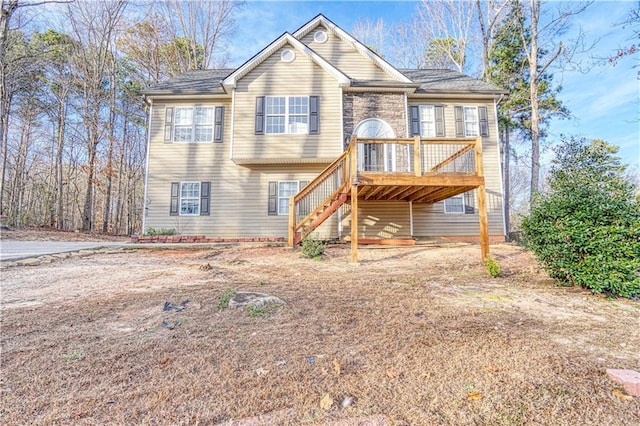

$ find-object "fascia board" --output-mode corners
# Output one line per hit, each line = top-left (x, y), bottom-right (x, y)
(294, 14), (412, 84)
(222, 32), (350, 89)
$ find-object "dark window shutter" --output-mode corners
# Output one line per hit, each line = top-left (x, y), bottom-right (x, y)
(164, 107), (174, 142)
(454, 106), (464, 137)
(268, 181), (277, 215)
(200, 182), (210, 216)
(255, 97), (265, 135)
(478, 106), (489, 137)
(309, 96), (319, 134)
(410, 105), (420, 136)
(298, 181), (309, 216)
(214, 107), (224, 142)
(170, 182), (179, 216)
(464, 190), (475, 214)
(435, 105), (445, 137)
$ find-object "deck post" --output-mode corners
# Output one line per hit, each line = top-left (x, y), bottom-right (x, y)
(350, 181), (359, 263)
(288, 196), (295, 246)
(413, 135), (421, 176)
(474, 137), (490, 260)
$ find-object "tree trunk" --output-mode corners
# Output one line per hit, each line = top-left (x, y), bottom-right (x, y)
(102, 65), (117, 234)
(0, 0), (18, 216)
(527, 0), (540, 200)
(503, 125), (511, 239)
(55, 98), (67, 229)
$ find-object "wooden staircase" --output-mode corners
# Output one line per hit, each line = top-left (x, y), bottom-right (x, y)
(288, 146), (354, 246)
(292, 183), (349, 244)
(288, 135), (491, 263)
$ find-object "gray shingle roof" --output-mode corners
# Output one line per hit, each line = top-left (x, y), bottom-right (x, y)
(400, 69), (506, 94)
(142, 67), (505, 97)
(143, 69), (234, 95)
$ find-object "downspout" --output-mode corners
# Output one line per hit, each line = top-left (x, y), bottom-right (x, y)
(494, 96), (507, 240)
(229, 88), (236, 160)
(141, 99), (153, 234)
(409, 201), (414, 237)
(405, 93), (413, 237)
(338, 86), (345, 238)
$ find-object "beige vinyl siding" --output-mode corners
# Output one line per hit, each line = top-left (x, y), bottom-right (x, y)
(408, 98), (504, 238)
(301, 28), (393, 81)
(341, 201), (411, 239)
(145, 100), (339, 238)
(232, 44), (343, 161)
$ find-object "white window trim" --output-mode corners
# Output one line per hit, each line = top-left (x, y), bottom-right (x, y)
(419, 105), (436, 137)
(180, 181), (201, 216)
(444, 194), (465, 214)
(463, 106), (479, 137)
(173, 106), (215, 143)
(277, 180), (300, 215)
(265, 96), (309, 135)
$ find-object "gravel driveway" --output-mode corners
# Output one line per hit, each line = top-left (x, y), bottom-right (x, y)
(0, 241), (125, 261)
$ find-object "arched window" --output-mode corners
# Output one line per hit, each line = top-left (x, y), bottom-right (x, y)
(353, 119), (399, 172)
(353, 118), (395, 138)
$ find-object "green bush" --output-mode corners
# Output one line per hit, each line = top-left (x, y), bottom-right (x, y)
(301, 237), (325, 259)
(144, 227), (176, 236)
(521, 138), (640, 298)
(217, 288), (236, 309)
(484, 255), (502, 278)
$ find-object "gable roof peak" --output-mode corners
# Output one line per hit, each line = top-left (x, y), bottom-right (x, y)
(293, 14), (411, 84)
(222, 32), (349, 90)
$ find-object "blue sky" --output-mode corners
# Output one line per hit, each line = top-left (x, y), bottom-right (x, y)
(227, 0), (639, 168)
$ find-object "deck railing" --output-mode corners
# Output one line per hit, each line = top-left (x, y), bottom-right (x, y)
(352, 136), (480, 176)
(288, 136), (483, 245)
(288, 146), (354, 245)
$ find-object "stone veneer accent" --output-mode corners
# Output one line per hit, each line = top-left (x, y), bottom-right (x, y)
(343, 92), (407, 148)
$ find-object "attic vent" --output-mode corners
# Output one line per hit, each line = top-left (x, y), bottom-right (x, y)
(280, 49), (296, 63)
(313, 30), (328, 43)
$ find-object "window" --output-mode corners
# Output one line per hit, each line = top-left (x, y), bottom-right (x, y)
(314, 30), (328, 43)
(454, 106), (489, 138)
(444, 194), (464, 214)
(256, 96), (319, 135)
(280, 49), (296, 62)
(179, 182), (201, 215)
(264, 96), (308, 134)
(175, 107), (213, 142)
(277, 181), (299, 215)
(164, 106), (224, 143)
(444, 191), (475, 214)
(170, 182), (210, 216)
(419, 105), (436, 137)
(463, 106), (479, 137)
(268, 180), (309, 216)
(410, 105), (445, 137)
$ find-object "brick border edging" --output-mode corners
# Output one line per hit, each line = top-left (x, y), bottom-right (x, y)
(130, 235), (286, 244)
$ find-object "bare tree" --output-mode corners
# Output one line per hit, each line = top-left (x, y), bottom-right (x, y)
(351, 17), (387, 56)
(416, 0), (477, 73)
(387, 18), (429, 68)
(157, 0), (241, 70)
(476, 0), (511, 78)
(0, 0), (19, 216)
(514, 0), (590, 199)
(66, 0), (127, 231)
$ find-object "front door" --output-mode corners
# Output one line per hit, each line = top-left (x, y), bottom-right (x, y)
(354, 118), (396, 172)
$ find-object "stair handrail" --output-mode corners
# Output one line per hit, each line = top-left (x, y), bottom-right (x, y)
(288, 143), (355, 245)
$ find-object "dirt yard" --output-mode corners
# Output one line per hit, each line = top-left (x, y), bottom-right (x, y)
(1, 240), (639, 425)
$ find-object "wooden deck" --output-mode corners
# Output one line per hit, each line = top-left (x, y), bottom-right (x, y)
(288, 136), (490, 262)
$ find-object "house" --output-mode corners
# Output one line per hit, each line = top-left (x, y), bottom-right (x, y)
(141, 14), (506, 261)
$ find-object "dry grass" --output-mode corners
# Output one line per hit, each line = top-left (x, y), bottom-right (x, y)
(1, 243), (639, 425)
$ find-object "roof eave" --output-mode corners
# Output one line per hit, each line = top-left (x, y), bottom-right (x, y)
(222, 32), (350, 89)
(409, 90), (507, 99)
(292, 14), (412, 84)
(144, 92), (231, 101)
